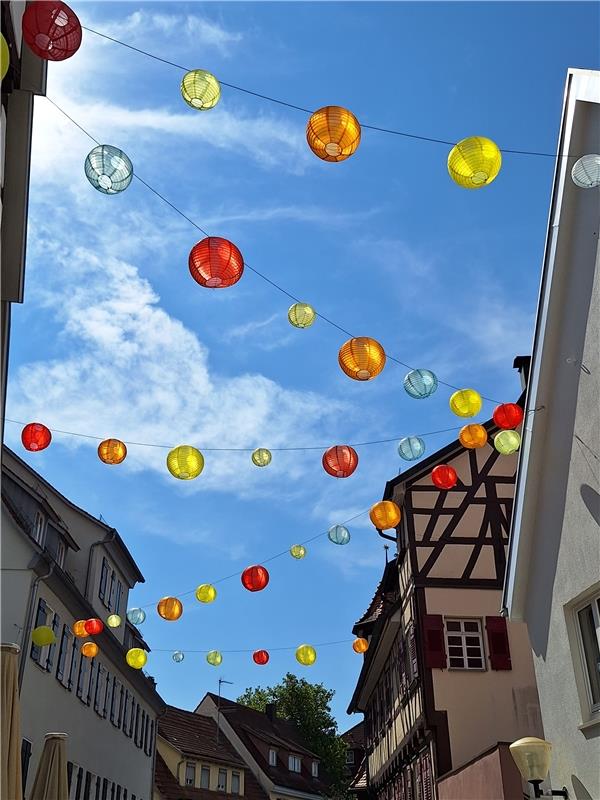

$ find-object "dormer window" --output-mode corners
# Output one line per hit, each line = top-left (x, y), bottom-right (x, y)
(32, 511), (46, 546)
(311, 761), (319, 778)
(269, 749), (277, 766)
(185, 762), (195, 786)
(288, 754), (301, 773)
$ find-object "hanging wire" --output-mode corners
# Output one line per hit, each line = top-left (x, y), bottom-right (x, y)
(153, 638), (354, 654)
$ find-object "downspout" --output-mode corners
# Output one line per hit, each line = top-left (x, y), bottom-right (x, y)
(18, 556), (54, 690)
(84, 527), (116, 601)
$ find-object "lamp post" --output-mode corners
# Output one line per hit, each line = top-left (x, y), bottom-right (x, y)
(509, 738), (568, 798)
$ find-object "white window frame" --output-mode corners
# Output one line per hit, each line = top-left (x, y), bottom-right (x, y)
(288, 754), (301, 773)
(573, 592), (600, 716)
(185, 762), (196, 787)
(444, 618), (486, 671)
(268, 749), (277, 766)
(311, 761), (319, 777)
(346, 750), (355, 765)
(32, 511), (47, 546)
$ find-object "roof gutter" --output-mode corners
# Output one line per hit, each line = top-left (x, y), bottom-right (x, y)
(84, 527), (116, 601)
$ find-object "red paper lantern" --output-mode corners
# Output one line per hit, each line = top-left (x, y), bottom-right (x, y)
(84, 618), (104, 636)
(189, 237), (244, 288)
(241, 565), (269, 592)
(21, 423), (52, 452)
(22, 1), (82, 61)
(432, 464), (457, 490)
(322, 445), (359, 478)
(252, 649), (270, 665)
(493, 403), (524, 430)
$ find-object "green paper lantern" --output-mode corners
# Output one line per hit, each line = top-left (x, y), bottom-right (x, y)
(494, 429), (521, 455)
(251, 448), (272, 467)
(288, 302), (316, 329)
(290, 544), (306, 559)
(207, 650), (222, 666)
(31, 625), (56, 647)
(181, 69), (221, 110)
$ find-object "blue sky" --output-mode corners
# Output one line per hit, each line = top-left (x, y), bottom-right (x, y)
(6, 1), (599, 727)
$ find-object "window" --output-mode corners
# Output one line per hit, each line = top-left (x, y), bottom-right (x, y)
(143, 714), (150, 754)
(117, 685), (125, 728)
(122, 690), (130, 732)
(185, 763), (196, 786)
(134, 704), (141, 745)
(445, 619), (485, 670)
(114, 581), (123, 616)
(99, 558), (109, 604)
(217, 769), (227, 791)
(103, 673), (112, 720)
(94, 665), (107, 716)
(21, 739), (32, 791)
(69, 766), (83, 800)
(144, 719), (154, 757)
(87, 661), (98, 708)
(32, 511), (46, 545)
(83, 772), (92, 800)
(231, 772), (240, 795)
(110, 679), (121, 725)
(67, 638), (78, 690)
(576, 594), (600, 711)
(346, 750), (355, 765)
(101, 779), (109, 800)
(30, 598), (48, 665)
(127, 700), (136, 738)
(56, 625), (74, 687)
(268, 749), (277, 766)
(200, 767), (210, 789)
(312, 761), (319, 778)
(288, 755), (301, 773)
(45, 525), (66, 568)
(76, 651), (89, 702)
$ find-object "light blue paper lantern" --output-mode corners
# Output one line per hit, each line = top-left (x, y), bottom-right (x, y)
(397, 436), (426, 461)
(328, 525), (351, 545)
(126, 607), (146, 625)
(172, 650), (185, 663)
(403, 369), (438, 399)
(85, 144), (133, 194)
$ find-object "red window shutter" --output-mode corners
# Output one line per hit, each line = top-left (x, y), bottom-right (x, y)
(485, 616), (512, 670)
(422, 615), (447, 669)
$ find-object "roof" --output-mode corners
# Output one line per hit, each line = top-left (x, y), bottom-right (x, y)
(154, 752), (268, 800)
(353, 557), (398, 633)
(159, 705), (245, 767)
(341, 721), (364, 749)
(349, 757), (368, 792)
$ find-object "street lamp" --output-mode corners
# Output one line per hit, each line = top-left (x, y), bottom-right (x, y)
(509, 738), (568, 798)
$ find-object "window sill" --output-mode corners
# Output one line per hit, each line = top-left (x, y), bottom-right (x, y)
(578, 716), (600, 735)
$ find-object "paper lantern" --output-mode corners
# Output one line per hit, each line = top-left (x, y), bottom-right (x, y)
(459, 424), (488, 449)
(157, 597), (183, 621)
(1, 33), (9, 81)
(72, 620), (88, 638)
(85, 145), (133, 194)
(181, 69), (221, 110)
(195, 584), (217, 604)
(288, 302), (317, 328)
(126, 608), (146, 626)
(189, 237), (244, 289)
(84, 618), (104, 635)
(306, 106), (361, 162)
(253, 649), (270, 665)
(403, 369), (438, 399)
(172, 651), (185, 663)
(397, 436), (425, 461)
(126, 648), (147, 669)
(338, 337), (386, 381)
(106, 614), (121, 628)
(493, 403), (524, 430)
(241, 565), (269, 592)
(206, 650), (222, 666)
(571, 154), (600, 188)
(32, 626), (56, 647)
(21, 423), (52, 452)
(22, 1), (82, 61)
(432, 464), (458, 490)
(167, 445), (204, 480)
(290, 544), (306, 559)
(369, 500), (401, 530)
(251, 448), (272, 467)
(447, 136), (502, 189)
(494, 430), (521, 455)
(449, 389), (482, 418)
(296, 644), (316, 666)
(353, 637), (369, 654)
(322, 445), (358, 478)
(81, 642), (99, 659)
(328, 525), (350, 545)
(98, 439), (127, 465)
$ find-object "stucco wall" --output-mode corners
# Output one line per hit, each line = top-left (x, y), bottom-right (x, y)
(437, 743), (525, 800)
(156, 736), (246, 794)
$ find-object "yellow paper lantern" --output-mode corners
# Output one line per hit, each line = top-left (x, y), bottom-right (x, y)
(338, 337), (386, 381)
(167, 445), (204, 479)
(306, 106), (361, 162)
(290, 544), (306, 559)
(72, 620), (88, 638)
(494, 429), (521, 455)
(126, 648), (147, 669)
(181, 69), (221, 110)
(447, 136), (502, 189)
(288, 302), (317, 329)
(352, 637), (369, 654)
(251, 448), (272, 467)
(459, 424), (488, 449)
(369, 500), (401, 530)
(449, 389), (482, 418)
(207, 650), (222, 666)
(295, 644), (317, 666)
(31, 626), (56, 647)
(1, 33), (9, 82)
(98, 438), (127, 465)
(81, 642), (99, 659)
(106, 614), (122, 628)
(157, 596), (183, 621)
(195, 584), (217, 604)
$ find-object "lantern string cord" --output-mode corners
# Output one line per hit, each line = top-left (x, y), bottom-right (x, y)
(152, 639), (353, 654)
(80, 25), (562, 159)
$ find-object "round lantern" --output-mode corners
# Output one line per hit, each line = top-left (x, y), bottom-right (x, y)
(403, 369), (438, 399)
(22, 1), (82, 61)
(189, 236), (244, 289)
(126, 648), (147, 669)
(84, 145), (133, 195)
(241, 565), (270, 592)
(72, 620), (88, 638)
(352, 637), (369, 654)
(81, 642), (99, 659)
(397, 436), (425, 461)
(322, 445), (358, 478)
(253, 649), (270, 665)
(98, 439), (127, 465)
(167, 445), (204, 480)
(571, 154), (600, 188)
(290, 544), (306, 560)
(206, 650), (222, 667)
(306, 106), (361, 162)
(288, 302), (317, 329)
(126, 608), (146, 626)
(157, 597), (183, 621)
(195, 584), (217, 604)
(328, 525), (350, 546)
(181, 69), (221, 110)
(494, 430), (521, 455)
(172, 651), (185, 663)
(84, 618), (104, 636)
(369, 501), (401, 530)
(106, 614), (121, 628)
(432, 465), (458, 490)
(21, 423), (52, 452)
(338, 337), (386, 381)
(447, 136), (502, 189)
(251, 448), (272, 468)
(32, 626), (56, 647)
(459, 424), (488, 449)
(449, 389), (482, 418)
(295, 644), (317, 666)
(1, 33), (10, 81)
(493, 403), (524, 430)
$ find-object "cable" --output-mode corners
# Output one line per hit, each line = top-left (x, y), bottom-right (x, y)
(152, 639), (354, 654)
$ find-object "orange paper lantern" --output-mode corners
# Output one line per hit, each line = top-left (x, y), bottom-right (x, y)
(81, 642), (99, 659)
(306, 106), (361, 162)
(338, 337), (386, 381)
(322, 445), (359, 478)
(157, 597), (183, 621)
(459, 424), (488, 449)
(72, 620), (88, 638)
(98, 439), (127, 465)
(189, 236), (244, 288)
(353, 637), (369, 654)
(369, 500), (401, 530)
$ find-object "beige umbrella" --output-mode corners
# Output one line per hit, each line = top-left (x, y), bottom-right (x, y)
(1, 643), (23, 800)
(29, 733), (68, 800)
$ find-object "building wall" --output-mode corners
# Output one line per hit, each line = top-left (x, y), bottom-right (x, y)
(156, 736), (246, 794)
(436, 743), (524, 800)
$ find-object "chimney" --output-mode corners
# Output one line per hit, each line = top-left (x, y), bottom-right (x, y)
(265, 703), (277, 722)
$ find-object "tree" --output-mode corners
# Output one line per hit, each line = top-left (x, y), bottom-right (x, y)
(237, 672), (349, 796)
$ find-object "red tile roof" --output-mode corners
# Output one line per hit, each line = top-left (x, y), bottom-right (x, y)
(159, 705), (245, 768)
(341, 721), (365, 748)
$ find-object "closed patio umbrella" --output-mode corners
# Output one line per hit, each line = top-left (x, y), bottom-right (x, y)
(1, 643), (22, 800)
(29, 733), (68, 800)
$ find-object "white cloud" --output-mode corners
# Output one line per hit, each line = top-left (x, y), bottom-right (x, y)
(202, 205), (381, 229)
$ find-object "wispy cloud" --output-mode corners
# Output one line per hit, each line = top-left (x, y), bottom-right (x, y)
(202, 205), (381, 229)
